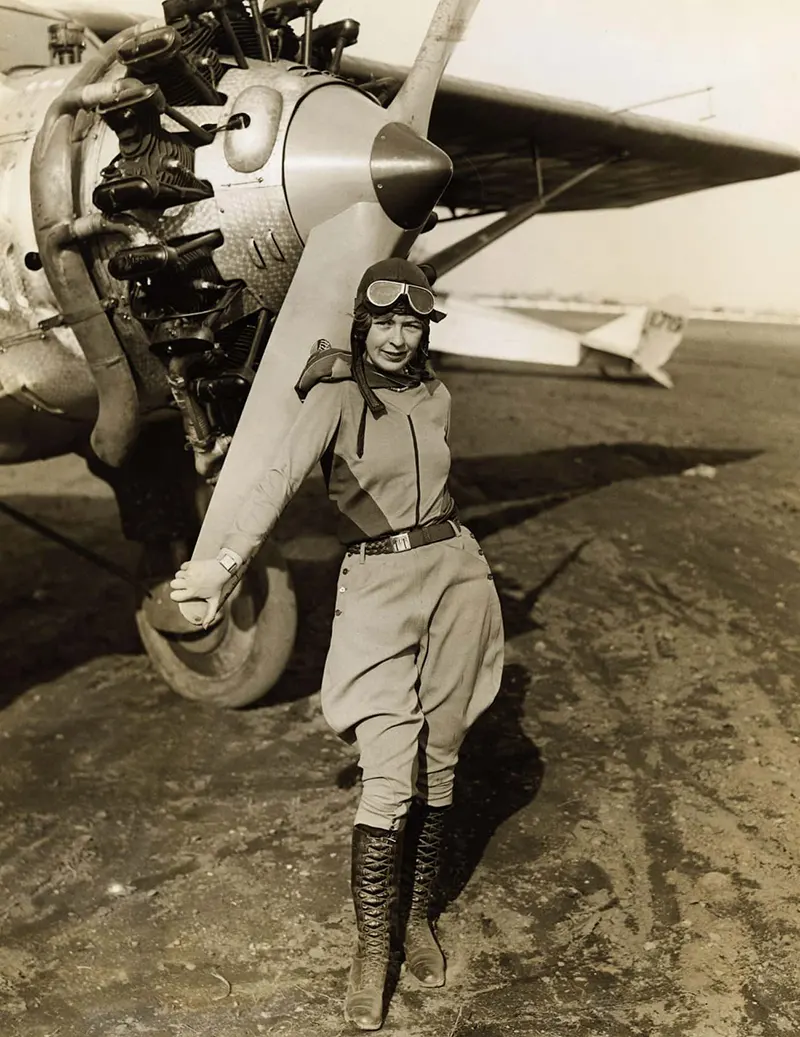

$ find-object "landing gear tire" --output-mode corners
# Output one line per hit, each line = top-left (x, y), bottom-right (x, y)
(136, 540), (297, 708)
(599, 360), (634, 381)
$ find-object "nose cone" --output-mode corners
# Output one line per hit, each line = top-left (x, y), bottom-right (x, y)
(282, 84), (453, 242)
(371, 122), (453, 230)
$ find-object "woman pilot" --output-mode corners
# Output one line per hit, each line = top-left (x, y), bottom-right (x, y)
(170, 257), (504, 1031)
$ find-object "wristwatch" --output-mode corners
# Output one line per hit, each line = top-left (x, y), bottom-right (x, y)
(216, 548), (243, 575)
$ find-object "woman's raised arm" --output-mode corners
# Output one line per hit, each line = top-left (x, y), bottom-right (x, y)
(170, 381), (344, 626)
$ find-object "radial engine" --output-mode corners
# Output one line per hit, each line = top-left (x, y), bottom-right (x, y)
(3, 0), (436, 475)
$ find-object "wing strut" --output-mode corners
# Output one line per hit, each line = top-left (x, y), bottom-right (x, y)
(424, 157), (618, 277)
(0, 500), (143, 591)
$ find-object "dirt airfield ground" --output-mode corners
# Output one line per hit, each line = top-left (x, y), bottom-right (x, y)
(1, 317), (799, 1037)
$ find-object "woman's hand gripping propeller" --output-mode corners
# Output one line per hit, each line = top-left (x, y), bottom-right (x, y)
(170, 0), (480, 628)
(170, 546), (243, 628)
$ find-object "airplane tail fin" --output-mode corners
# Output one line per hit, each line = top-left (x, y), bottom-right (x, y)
(632, 296), (691, 387)
(581, 296), (690, 388)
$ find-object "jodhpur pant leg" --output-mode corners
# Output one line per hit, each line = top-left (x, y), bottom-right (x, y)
(415, 528), (504, 807)
(320, 527), (504, 830)
(320, 551), (426, 831)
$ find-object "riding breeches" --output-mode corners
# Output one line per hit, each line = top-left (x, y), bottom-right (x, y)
(320, 525), (504, 830)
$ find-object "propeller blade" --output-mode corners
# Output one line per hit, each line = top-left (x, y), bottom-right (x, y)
(178, 202), (406, 623)
(387, 0), (480, 134)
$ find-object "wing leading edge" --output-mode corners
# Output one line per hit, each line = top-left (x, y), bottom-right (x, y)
(341, 56), (800, 214)
(8, 11), (797, 212)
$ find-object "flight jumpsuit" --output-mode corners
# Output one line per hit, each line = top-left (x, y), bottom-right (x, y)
(223, 369), (504, 828)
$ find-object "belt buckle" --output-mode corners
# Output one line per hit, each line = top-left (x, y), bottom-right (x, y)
(390, 532), (412, 553)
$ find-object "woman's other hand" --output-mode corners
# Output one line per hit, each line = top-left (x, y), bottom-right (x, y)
(169, 560), (231, 628)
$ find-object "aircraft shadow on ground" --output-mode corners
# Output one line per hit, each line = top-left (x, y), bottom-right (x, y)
(440, 660), (545, 912)
(295, 442), (759, 904)
(0, 442), (760, 712)
(450, 442), (761, 541)
(0, 495), (140, 711)
(270, 441), (760, 706)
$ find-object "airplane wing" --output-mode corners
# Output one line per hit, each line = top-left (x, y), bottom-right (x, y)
(0, 1), (144, 41)
(341, 56), (800, 213)
(6, 6), (798, 204)
(0, 1), (147, 74)
(431, 296), (583, 366)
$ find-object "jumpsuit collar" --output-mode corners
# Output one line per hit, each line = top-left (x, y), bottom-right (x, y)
(295, 343), (428, 401)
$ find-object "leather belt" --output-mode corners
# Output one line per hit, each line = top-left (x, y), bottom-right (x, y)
(346, 517), (460, 556)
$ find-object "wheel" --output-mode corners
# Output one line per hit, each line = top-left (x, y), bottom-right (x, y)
(599, 359), (635, 381)
(136, 539), (297, 708)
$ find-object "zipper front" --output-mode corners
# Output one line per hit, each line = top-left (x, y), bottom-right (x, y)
(407, 415), (421, 527)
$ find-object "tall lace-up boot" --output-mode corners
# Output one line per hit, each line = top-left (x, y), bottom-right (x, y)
(344, 823), (402, 1031)
(401, 800), (449, 987)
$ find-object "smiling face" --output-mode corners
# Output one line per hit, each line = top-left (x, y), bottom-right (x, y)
(364, 311), (426, 374)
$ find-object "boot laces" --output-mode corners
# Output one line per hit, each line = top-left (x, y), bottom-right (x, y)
(353, 832), (397, 962)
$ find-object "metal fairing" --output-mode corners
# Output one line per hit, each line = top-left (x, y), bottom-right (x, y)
(159, 65), (338, 313)
(0, 68), (98, 452)
(223, 84), (282, 174)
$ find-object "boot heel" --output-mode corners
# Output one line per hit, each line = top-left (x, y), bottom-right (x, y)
(404, 921), (445, 986)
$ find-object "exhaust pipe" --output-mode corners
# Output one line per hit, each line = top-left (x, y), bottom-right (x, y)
(31, 30), (142, 467)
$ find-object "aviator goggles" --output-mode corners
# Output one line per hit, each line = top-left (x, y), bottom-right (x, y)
(365, 279), (437, 318)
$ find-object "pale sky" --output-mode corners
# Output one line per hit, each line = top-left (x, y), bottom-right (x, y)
(329, 0), (800, 312)
(18, 0), (800, 310)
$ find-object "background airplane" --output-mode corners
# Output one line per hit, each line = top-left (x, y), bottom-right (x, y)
(0, 0), (798, 706)
(429, 295), (689, 388)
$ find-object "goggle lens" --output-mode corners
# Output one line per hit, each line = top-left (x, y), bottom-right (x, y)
(365, 280), (435, 316)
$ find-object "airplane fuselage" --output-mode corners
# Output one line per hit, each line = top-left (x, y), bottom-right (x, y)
(0, 65), (98, 459)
